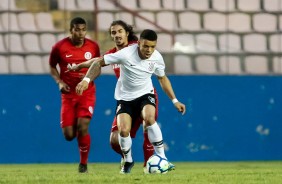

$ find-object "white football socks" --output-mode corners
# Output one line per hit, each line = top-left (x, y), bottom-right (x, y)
(118, 134), (133, 162)
(147, 122), (166, 159)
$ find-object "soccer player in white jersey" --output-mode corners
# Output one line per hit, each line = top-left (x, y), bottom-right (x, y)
(76, 29), (186, 174)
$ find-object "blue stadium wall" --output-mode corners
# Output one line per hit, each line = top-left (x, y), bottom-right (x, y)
(0, 75), (281, 164)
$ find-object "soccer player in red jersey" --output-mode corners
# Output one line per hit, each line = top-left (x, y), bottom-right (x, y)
(68, 20), (156, 172)
(49, 17), (100, 173)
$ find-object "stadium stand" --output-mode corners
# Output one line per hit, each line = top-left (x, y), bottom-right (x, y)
(39, 33), (57, 52)
(139, 0), (161, 10)
(4, 33), (25, 53)
(237, 0), (261, 12)
(25, 55), (45, 74)
(1, 12), (21, 32)
(0, 0), (24, 12)
(195, 55), (218, 74)
(203, 12), (227, 32)
(0, 35), (7, 53)
(162, 0), (187, 10)
(218, 56), (242, 74)
(272, 57), (282, 74)
(269, 34), (282, 53)
(22, 33), (42, 53)
(57, 0), (77, 11)
(263, 0), (282, 12)
(178, 12), (202, 31)
(9, 55), (27, 74)
(195, 33), (217, 53)
(243, 33), (267, 53)
(0, 55), (9, 74)
(227, 13), (252, 33)
(174, 55), (193, 74)
(244, 56), (269, 74)
(218, 33), (241, 53)
(35, 12), (62, 32)
(187, 0), (210, 11)
(253, 13), (277, 33)
(0, 0), (281, 75)
(76, 0), (95, 11)
(212, 0), (236, 12)
(18, 12), (38, 32)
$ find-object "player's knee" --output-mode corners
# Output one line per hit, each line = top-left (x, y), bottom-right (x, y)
(64, 134), (75, 141)
(143, 115), (155, 125)
(77, 123), (89, 135)
(119, 130), (130, 137)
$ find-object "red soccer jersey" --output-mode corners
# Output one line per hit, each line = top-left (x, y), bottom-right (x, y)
(49, 37), (100, 95)
(105, 41), (137, 78)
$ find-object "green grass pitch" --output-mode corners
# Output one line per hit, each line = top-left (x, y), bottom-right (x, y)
(0, 161), (281, 184)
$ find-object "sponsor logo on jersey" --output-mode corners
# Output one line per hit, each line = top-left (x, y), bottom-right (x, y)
(66, 54), (72, 58)
(84, 52), (92, 60)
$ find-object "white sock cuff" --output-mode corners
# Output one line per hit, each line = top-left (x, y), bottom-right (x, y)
(147, 122), (163, 143)
(118, 134), (132, 152)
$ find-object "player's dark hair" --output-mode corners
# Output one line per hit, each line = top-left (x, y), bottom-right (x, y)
(109, 20), (138, 42)
(70, 17), (86, 31)
(140, 29), (158, 41)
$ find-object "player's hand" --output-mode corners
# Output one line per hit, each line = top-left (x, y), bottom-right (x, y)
(174, 102), (186, 115)
(76, 80), (89, 95)
(58, 81), (70, 94)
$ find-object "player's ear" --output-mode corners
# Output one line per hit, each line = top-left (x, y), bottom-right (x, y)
(137, 40), (140, 47)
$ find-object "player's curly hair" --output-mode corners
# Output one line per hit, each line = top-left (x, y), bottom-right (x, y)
(109, 20), (138, 42)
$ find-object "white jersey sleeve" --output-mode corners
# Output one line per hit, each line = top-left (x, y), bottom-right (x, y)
(153, 52), (166, 77)
(104, 49), (127, 65)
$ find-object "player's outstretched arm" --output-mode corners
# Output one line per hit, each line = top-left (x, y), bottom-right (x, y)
(67, 57), (97, 72)
(75, 57), (105, 95)
(157, 75), (186, 115)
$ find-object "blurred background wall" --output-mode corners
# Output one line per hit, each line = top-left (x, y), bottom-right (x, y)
(0, 75), (282, 163)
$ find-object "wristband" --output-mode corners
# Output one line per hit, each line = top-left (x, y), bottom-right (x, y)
(83, 77), (91, 83)
(172, 98), (179, 104)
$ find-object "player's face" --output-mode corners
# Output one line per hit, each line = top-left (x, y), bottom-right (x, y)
(70, 24), (87, 45)
(110, 25), (129, 48)
(138, 39), (157, 59)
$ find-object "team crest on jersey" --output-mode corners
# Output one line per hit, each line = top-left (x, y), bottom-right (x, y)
(84, 52), (92, 60)
(148, 96), (156, 104)
(148, 62), (155, 71)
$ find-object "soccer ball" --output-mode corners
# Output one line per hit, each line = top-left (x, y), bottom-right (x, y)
(146, 154), (169, 174)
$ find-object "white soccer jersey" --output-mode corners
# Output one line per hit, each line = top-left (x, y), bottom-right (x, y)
(104, 44), (165, 101)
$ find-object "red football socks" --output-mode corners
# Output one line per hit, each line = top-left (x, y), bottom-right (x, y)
(78, 134), (91, 165)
